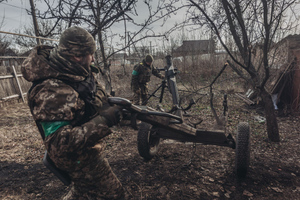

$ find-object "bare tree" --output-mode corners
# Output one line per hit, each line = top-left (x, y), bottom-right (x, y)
(33, 0), (183, 94)
(187, 0), (299, 142)
(14, 19), (61, 53)
(0, 37), (10, 56)
(0, 15), (11, 56)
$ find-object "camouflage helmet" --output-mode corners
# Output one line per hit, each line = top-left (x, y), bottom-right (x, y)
(145, 54), (153, 63)
(58, 26), (96, 57)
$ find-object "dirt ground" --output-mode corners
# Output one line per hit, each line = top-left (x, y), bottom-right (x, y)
(0, 89), (299, 199)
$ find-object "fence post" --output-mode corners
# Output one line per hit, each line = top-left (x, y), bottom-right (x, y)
(12, 65), (25, 102)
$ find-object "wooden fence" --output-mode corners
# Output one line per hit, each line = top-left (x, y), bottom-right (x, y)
(0, 64), (32, 106)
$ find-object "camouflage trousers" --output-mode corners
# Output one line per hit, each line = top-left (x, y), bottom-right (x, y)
(44, 135), (125, 199)
(132, 83), (148, 105)
(62, 154), (125, 200)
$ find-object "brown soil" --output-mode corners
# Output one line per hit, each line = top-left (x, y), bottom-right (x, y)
(0, 92), (299, 200)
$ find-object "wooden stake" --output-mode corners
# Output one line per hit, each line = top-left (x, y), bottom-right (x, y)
(12, 65), (25, 102)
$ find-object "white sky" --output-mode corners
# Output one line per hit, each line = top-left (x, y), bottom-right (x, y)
(0, 0), (210, 51)
(0, 0), (31, 32)
(1, 2), (184, 36)
(1, 1), (300, 43)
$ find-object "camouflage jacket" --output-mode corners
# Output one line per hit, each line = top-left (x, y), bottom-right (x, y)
(131, 59), (164, 91)
(22, 45), (111, 171)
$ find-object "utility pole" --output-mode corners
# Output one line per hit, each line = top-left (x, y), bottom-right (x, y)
(29, 0), (41, 45)
(128, 32), (130, 56)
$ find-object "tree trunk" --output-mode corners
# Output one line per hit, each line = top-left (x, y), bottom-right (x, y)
(261, 88), (280, 142)
(102, 62), (112, 94)
(97, 31), (112, 94)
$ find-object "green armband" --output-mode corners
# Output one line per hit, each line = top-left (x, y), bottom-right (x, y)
(40, 121), (70, 137)
(132, 70), (139, 75)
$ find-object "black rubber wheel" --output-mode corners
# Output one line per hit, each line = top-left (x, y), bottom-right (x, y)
(137, 122), (160, 161)
(235, 122), (250, 178)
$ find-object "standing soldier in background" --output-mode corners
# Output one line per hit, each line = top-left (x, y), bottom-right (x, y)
(22, 26), (126, 199)
(131, 55), (165, 105)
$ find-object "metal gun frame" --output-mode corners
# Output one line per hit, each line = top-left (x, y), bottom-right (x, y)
(109, 97), (236, 148)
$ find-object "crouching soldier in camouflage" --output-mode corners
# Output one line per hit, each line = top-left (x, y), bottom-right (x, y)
(131, 55), (164, 105)
(22, 26), (126, 199)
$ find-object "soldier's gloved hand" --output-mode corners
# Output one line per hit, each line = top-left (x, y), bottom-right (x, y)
(161, 75), (165, 79)
(99, 104), (122, 127)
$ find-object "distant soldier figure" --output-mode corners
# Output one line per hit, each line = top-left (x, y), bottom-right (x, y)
(131, 55), (164, 105)
(22, 27), (126, 199)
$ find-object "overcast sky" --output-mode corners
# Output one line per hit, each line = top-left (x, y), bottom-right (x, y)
(0, 0), (210, 51)
(1, 2), (189, 37)
(1, 1), (179, 31)
(0, 0), (32, 32)
(2, 1), (300, 44)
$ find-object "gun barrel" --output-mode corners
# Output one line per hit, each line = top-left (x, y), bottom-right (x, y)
(108, 97), (183, 124)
